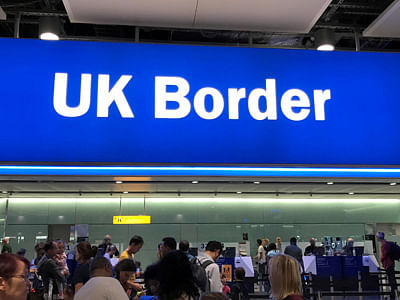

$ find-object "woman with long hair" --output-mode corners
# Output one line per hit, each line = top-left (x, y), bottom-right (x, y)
(269, 254), (304, 300)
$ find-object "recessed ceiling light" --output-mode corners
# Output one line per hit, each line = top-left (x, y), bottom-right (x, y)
(390, 182), (397, 186)
(327, 182), (334, 185)
(236, 191), (242, 194)
(192, 181), (199, 184)
(123, 191), (128, 194)
(1, 191), (7, 194)
(348, 192), (355, 195)
(254, 181), (260, 184)
(115, 181), (123, 184)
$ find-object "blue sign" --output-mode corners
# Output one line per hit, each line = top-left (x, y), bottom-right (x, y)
(1, 38), (400, 176)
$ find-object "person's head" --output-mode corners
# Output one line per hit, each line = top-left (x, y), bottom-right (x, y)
(44, 240), (58, 257)
(179, 240), (190, 252)
(128, 235), (144, 254)
(377, 232), (385, 242)
(220, 273), (227, 285)
(91, 245), (98, 257)
(115, 259), (136, 285)
(107, 245), (117, 256)
(200, 293), (229, 300)
(56, 240), (65, 254)
(257, 239), (262, 246)
(235, 267), (245, 281)
(262, 238), (269, 247)
(1, 238), (8, 245)
(347, 238), (354, 247)
(290, 237), (297, 245)
(16, 248), (26, 257)
(276, 237), (281, 244)
(104, 234), (112, 245)
(268, 243), (277, 251)
(269, 254), (302, 300)
(0, 253), (31, 300)
(90, 257), (112, 277)
(160, 237), (177, 258)
(76, 242), (92, 264)
(310, 238), (316, 247)
(157, 250), (199, 300)
(205, 241), (223, 261)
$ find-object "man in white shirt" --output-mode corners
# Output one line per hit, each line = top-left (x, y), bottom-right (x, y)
(254, 239), (266, 291)
(74, 257), (128, 300)
(198, 241), (224, 293)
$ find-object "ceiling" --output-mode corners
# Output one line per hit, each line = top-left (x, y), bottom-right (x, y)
(0, 0), (400, 196)
(0, 0), (399, 51)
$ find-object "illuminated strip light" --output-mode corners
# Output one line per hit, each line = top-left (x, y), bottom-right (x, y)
(0, 165), (400, 177)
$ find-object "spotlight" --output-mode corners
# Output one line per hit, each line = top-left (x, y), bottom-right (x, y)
(390, 182), (397, 186)
(315, 29), (335, 51)
(39, 16), (60, 41)
(327, 182), (334, 185)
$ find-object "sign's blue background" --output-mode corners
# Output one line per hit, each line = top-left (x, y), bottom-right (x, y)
(0, 38), (399, 165)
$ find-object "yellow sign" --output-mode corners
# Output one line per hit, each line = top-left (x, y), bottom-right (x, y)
(113, 215), (151, 224)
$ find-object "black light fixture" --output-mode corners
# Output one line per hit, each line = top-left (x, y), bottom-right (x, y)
(315, 29), (335, 51)
(39, 16), (60, 40)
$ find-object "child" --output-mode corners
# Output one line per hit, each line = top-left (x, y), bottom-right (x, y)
(231, 267), (249, 300)
(221, 273), (230, 296)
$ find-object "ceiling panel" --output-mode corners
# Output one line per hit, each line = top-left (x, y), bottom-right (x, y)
(63, 0), (331, 33)
(63, 0), (198, 28)
(363, 0), (400, 37)
(195, 0), (332, 32)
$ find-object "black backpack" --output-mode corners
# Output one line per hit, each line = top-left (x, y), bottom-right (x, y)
(388, 241), (400, 260)
(191, 258), (214, 292)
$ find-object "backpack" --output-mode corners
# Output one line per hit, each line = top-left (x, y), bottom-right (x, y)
(191, 258), (214, 292)
(388, 241), (400, 260)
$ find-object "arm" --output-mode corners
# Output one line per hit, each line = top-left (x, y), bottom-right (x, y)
(75, 283), (84, 293)
(47, 260), (66, 282)
(381, 242), (389, 263)
(208, 264), (223, 292)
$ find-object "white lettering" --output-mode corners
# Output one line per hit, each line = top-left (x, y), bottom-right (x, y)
(155, 76), (191, 119)
(53, 73), (91, 117)
(228, 88), (246, 119)
(248, 79), (277, 120)
(281, 89), (310, 121)
(97, 74), (134, 118)
(194, 88), (224, 120)
(313, 89), (331, 121)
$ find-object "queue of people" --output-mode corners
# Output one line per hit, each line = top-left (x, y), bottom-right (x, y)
(0, 233), (309, 300)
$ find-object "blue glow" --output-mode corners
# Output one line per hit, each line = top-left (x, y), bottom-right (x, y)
(0, 165), (400, 177)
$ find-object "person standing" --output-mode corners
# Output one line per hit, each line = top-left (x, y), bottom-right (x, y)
(119, 235), (144, 262)
(304, 238), (317, 256)
(377, 232), (397, 299)
(1, 238), (12, 254)
(284, 238), (304, 273)
(98, 235), (120, 257)
(254, 239), (266, 291)
(198, 241), (224, 292)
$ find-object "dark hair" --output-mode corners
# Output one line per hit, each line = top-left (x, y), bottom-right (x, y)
(157, 251), (199, 300)
(144, 262), (160, 285)
(91, 246), (98, 257)
(257, 239), (262, 246)
(200, 292), (229, 300)
(268, 243), (277, 250)
(129, 235), (144, 246)
(44, 240), (56, 252)
(162, 237), (177, 251)
(235, 267), (245, 281)
(179, 240), (190, 252)
(90, 257), (111, 274)
(77, 241), (92, 261)
(378, 232), (385, 240)
(0, 253), (30, 278)
(290, 237), (297, 244)
(206, 241), (223, 252)
(115, 259), (136, 280)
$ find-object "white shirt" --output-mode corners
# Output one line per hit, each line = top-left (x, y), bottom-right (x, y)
(73, 277), (129, 300)
(257, 245), (266, 264)
(198, 252), (223, 293)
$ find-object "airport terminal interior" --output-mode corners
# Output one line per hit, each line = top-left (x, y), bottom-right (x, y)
(1, 0), (400, 299)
